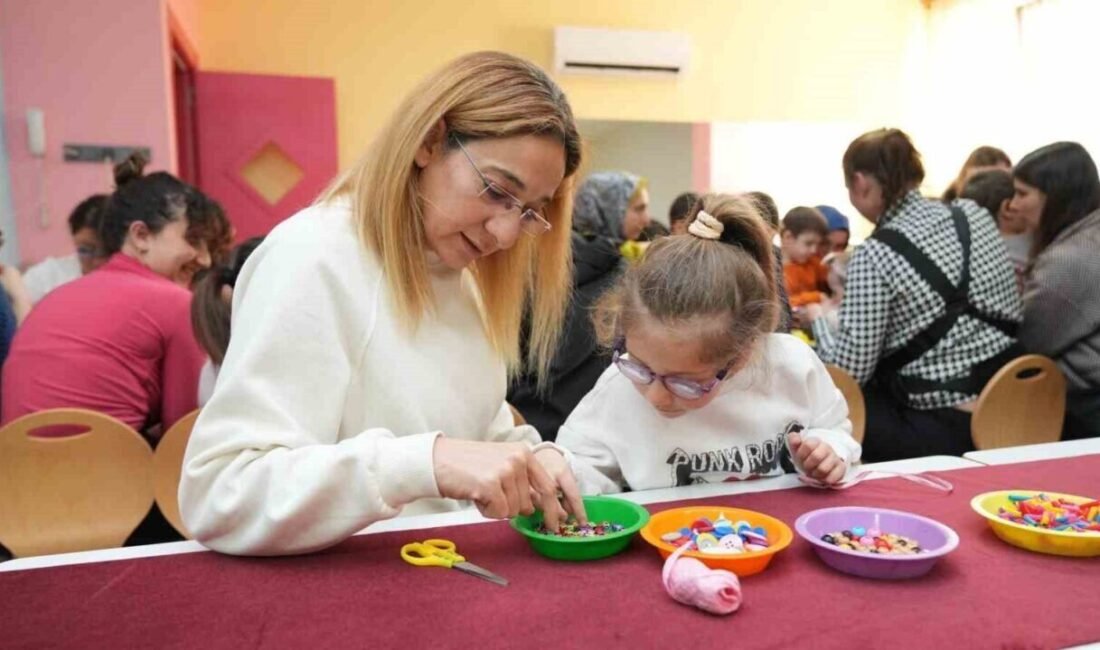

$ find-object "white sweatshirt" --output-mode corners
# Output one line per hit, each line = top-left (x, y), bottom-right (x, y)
(556, 334), (862, 494)
(23, 253), (81, 303)
(179, 200), (541, 555)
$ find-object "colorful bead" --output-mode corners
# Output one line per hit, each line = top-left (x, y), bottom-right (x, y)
(538, 519), (625, 537)
(821, 530), (924, 555)
(995, 494), (1100, 534)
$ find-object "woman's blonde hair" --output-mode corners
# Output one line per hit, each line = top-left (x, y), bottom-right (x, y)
(318, 51), (582, 382)
(593, 193), (779, 365)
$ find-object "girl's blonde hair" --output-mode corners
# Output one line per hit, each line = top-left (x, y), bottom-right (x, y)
(318, 51), (582, 382)
(593, 193), (779, 364)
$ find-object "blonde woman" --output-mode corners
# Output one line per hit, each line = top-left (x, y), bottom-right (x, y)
(180, 52), (586, 555)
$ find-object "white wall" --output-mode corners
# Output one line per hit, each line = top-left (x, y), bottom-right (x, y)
(579, 120), (694, 227)
(906, 0), (1100, 195)
(708, 121), (876, 243)
(706, 0), (1100, 247)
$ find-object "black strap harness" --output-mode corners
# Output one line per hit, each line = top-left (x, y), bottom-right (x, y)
(870, 207), (1020, 403)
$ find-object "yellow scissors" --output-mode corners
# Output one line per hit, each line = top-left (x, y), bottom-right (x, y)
(400, 539), (508, 587)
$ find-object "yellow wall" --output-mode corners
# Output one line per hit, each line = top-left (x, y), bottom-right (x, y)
(198, 0), (925, 167)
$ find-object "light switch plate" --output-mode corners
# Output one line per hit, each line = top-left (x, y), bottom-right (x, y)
(63, 144), (151, 163)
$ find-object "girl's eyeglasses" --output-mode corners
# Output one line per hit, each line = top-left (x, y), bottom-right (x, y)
(452, 135), (552, 237)
(612, 338), (732, 401)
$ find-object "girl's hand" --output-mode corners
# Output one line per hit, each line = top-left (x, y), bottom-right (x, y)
(788, 432), (846, 484)
(533, 447), (588, 531)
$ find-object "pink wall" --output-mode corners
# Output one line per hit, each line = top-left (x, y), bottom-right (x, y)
(0, 0), (177, 266)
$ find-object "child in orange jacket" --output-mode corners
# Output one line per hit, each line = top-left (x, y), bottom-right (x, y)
(781, 206), (830, 308)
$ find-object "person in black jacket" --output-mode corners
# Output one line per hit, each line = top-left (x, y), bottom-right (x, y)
(509, 173), (635, 441)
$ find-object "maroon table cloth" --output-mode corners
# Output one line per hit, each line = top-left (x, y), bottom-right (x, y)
(4, 455), (1100, 649)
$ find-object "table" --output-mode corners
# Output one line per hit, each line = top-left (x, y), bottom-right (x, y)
(0, 455), (979, 573)
(964, 438), (1100, 466)
(4, 455), (1099, 649)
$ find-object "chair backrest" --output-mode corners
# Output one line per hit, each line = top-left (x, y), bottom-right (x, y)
(508, 403), (526, 427)
(972, 354), (1066, 450)
(153, 409), (200, 539)
(825, 364), (866, 445)
(0, 409), (154, 557)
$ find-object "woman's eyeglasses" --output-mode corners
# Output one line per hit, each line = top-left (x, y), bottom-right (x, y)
(452, 135), (552, 237)
(612, 338), (732, 400)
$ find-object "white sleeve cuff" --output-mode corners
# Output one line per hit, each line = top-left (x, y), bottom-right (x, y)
(374, 431), (443, 507)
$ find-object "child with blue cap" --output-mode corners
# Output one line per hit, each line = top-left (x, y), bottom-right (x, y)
(816, 205), (850, 256)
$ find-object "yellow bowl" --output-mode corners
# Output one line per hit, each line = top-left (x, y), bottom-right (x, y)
(970, 490), (1100, 557)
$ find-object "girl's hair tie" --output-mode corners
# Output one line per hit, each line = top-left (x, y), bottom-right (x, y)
(688, 210), (723, 240)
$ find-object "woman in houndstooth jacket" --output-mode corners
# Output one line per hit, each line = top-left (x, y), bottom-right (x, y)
(806, 129), (1022, 461)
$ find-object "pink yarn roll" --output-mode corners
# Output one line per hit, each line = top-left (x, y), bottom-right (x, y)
(661, 542), (743, 615)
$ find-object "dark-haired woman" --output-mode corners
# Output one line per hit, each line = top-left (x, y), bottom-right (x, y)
(1012, 142), (1100, 440)
(805, 129), (1022, 461)
(1, 155), (231, 438)
(942, 145), (1012, 202)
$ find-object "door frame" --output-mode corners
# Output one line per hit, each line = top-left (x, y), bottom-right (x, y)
(168, 7), (200, 183)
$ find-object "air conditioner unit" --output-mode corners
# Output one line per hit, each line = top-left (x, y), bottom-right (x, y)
(554, 26), (691, 78)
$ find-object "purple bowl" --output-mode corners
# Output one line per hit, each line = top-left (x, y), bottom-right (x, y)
(794, 507), (959, 580)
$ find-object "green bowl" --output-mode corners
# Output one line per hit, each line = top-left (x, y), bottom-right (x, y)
(510, 496), (650, 561)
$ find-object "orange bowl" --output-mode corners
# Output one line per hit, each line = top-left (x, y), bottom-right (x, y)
(640, 506), (794, 577)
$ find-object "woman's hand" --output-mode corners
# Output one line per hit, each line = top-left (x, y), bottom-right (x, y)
(533, 447), (588, 530)
(788, 432), (846, 484)
(432, 438), (565, 525)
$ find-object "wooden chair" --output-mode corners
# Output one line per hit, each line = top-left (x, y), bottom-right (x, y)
(153, 409), (200, 539)
(0, 409), (154, 557)
(508, 403), (526, 427)
(971, 354), (1066, 450)
(825, 364), (866, 445)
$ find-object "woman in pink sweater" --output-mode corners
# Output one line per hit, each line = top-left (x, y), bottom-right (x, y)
(1, 154), (232, 439)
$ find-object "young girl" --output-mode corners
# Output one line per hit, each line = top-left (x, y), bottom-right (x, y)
(536, 194), (861, 493)
(191, 237), (265, 405)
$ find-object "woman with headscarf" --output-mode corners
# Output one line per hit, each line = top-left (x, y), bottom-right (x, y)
(508, 172), (644, 440)
(572, 171), (652, 260)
